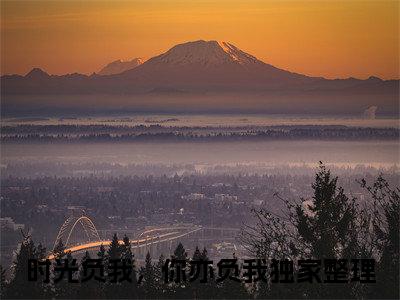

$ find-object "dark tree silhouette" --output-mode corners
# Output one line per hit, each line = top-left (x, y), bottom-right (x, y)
(296, 163), (358, 260)
(360, 176), (399, 299)
(0, 265), (7, 299)
(6, 237), (46, 299)
(241, 163), (363, 298)
(189, 246), (220, 299)
(192, 246), (202, 260)
(53, 239), (66, 259)
(216, 254), (250, 299)
(97, 244), (106, 260)
(54, 251), (79, 299)
(200, 247), (209, 261)
(155, 254), (168, 296)
(173, 242), (187, 261)
(140, 252), (156, 298)
(119, 235), (139, 298)
(107, 233), (122, 260)
(169, 243), (189, 298)
(78, 251), (103, 299)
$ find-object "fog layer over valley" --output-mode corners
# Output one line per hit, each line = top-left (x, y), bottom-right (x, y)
(2, 115), (398, 175)
(1, 140), (398, 172)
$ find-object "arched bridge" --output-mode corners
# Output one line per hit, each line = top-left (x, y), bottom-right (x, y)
(48, 215), (239, 259)
(53, 215), (101, 252)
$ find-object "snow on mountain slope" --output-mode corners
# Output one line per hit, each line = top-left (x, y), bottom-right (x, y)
(98, 58), (143, 75)
(118, 40), (309, 88)
(149, 40), (260, 67)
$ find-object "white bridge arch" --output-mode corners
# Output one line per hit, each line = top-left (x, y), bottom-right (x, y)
(52, 215), (101, 252)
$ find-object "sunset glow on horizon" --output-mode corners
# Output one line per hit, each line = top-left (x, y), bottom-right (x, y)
(1, 0), (398, 79)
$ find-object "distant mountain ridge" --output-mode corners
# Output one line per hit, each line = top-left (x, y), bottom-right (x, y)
(1, 40), (398, 115)
(2, 40), (397, 92)
(98, 58), (144, 75)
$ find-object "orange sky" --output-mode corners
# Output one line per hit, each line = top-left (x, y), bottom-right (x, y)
(1, 0), (399, 79)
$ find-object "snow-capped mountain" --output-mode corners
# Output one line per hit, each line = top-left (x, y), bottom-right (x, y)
(25, 67), (50, 79)
(148, 40), (260, 67)
(1, 40), (398, 115)
(118, 40), (311, 89)
(98, 58), (143, 75)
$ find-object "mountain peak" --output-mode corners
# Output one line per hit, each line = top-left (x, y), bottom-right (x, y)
(367, 75), (383, 82)
(98, 57), (144, 75)
(118, 39), (307, 87)
(152, 40), (260, 68)
(25, 68), (49, 78)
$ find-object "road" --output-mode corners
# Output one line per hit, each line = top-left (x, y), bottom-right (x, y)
(47, 227), (202, 259)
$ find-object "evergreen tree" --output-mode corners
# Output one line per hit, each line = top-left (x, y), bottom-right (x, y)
(0, 265), (7, 299)
(6, 237), (45, 299)
(188, 246), (202, 298)
(54, 250), (79, 299)
(105, 234), (122, 299)
(36, 243), (46, 260)
(155, 254), (167, 296)
(361, 176), (399, 299)
(242, 163), (361, 299)
(78, 251), (103, 299)
(173, 242), (187, 261)
(94, 244), (107, 298)
(192, 246), (202, 261)
(121, 235), (133, 261)
(200, 247), (209, 261)
(98, 244), (106, 260)
(294, 163), (357, 298)
(79, 251), (91, 286)
(216, 264), (249, 299)
(120, 235), (139, 298)
(189, 246), (219, 299)
(53, 239), (66, 259)
(296, 163), (357, 259)
(171, 243), (189, 298)
(105, 234), (139, 299)
(107, 233), (122, 260)
(140, 252), (156, 298)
